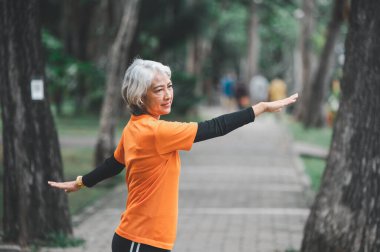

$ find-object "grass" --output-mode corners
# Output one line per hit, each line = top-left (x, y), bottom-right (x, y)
(286, 117), (332, 148)
(55, 114), (127, 136)
(60, 147), (124, 215)
(55, 115), (100, 136)
(286, 116), (333, 191)
(301, 157), (325, 191)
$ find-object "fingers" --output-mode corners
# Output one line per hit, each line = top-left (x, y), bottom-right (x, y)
(48, 181), (74, 191)
(48, 181), (64, 188)
(290, 93), (299, 99)
(289, 93), (299, 102)
(284, 93), (299, 105)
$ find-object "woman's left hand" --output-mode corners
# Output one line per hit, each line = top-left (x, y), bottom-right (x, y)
(253, 93), (298, 116)
(265, 93), (298, 112)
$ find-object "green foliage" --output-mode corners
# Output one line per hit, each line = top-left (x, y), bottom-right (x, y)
(171, 71), (201, 115)
(259, 2), (299, 79)
(312, 0), (336, 53)
(135, 0), (217, 58)
(42, 30), (105, 116)
(210, 2), (248, 73)
(39, 0), (337, 118)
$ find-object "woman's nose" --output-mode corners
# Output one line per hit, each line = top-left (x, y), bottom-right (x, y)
(164, 89), (171, 99)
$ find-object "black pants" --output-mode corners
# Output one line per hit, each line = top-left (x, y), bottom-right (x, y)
(112, 233), (171, 252)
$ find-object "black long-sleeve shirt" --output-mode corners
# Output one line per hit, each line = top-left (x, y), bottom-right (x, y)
(82, 107), (255, 187)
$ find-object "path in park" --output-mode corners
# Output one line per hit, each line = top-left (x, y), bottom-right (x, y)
(41, 107), (311, 252)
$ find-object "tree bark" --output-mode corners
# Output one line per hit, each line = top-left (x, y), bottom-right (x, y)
(301, 1), (380, 251)
(245, 2), (260, 84)
(0, 0), (72, 246)
(302, 0), (347, 128)
(294, 0), (317, 120)
(94, 0), (140, 165)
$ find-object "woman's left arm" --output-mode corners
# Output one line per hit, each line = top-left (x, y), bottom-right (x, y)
(194, 93), (298, 143)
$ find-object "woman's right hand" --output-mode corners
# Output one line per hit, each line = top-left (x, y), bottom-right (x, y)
(48, 180), (81, 193)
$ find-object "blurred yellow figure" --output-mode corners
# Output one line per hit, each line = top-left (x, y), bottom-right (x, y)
(268, 79), (287, 102)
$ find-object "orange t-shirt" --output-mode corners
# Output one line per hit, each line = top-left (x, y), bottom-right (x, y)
(113, 114), (198, 250)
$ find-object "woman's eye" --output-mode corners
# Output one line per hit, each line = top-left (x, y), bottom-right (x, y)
(168, 84), (173, 89)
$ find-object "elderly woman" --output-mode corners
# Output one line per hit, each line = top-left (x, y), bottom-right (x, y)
(48, 59), (298, 252)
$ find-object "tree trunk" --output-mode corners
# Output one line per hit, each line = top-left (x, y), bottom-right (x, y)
(61, 0), (97, 114)
(302, 0), (347, 128)
(293, 36), (303, 95)
(94, 0), (140, 165)
(245, 2), (260, 84)
(301, 1), (380, 251)
(61, 0), (97, 61)
(0, 0), (72, 246)
(294, 0), (317, 120)
(186, 36), (212, 96)
(86, 0), (127, 67)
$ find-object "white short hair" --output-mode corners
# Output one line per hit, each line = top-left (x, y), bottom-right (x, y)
(122, 59), (171, 114)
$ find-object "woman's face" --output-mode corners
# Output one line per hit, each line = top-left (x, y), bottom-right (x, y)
(144, 73), (173, 119)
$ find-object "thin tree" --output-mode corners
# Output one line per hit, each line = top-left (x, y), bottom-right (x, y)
(245, 1), (260, 84)
(301, 0), (348, 128)
(94, 0), (140, 165)
(301, 1), (380, 251)
(294, 0), (316, 119)
(0, 0), (72, 247)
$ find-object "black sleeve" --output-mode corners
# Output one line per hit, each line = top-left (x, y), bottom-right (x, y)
(194, 107), (255, 143)
(82, 155), (125, 187)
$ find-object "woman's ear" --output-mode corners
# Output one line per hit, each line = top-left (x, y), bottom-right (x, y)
(139, 97), (145, 107)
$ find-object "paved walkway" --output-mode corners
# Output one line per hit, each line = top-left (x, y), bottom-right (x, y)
(41, 107), (311, 252)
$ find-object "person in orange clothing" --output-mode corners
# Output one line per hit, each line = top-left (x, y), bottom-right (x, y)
(48, 59), (298, 252)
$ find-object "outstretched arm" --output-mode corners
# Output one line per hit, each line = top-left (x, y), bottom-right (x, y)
(48, 155), (124, 193)
(194, 93), (298, 143)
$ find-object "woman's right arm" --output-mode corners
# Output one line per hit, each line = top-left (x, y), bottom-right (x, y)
(48, 155), (124, 192)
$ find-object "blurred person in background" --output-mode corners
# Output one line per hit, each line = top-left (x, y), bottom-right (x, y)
(234, 81), (250, 109)
(268, 78), (287, 119)
(268, 78), (287, 102)
(220, 73), (236, 111)
(49, 59), (298, 252)
(249, 75), (269, 104)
